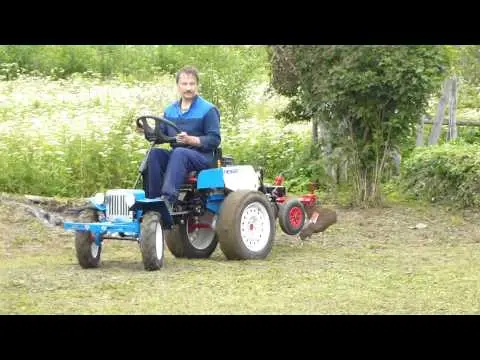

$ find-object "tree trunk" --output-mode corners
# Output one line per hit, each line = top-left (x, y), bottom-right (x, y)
(447, 77), (457, 141)
(352, 165), (383, 207)
(429, 78), (452, 145)
(416, 115), (425, 146)
(312, 115), (319, 145)
(318, 120), (336, 182)
(390, 148), (401, 176)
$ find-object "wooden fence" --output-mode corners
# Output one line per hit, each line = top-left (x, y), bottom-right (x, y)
(417, 76), (480, 146)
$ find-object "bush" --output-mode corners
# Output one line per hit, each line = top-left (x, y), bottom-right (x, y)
(223, 126), (304, 180)
(401, 143), (480, 207)
(222, 122), (332, 194)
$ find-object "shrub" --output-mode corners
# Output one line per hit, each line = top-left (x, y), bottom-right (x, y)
(402, 143), (480, 207)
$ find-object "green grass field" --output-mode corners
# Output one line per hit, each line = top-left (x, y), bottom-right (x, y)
(2, 199), (479, 314)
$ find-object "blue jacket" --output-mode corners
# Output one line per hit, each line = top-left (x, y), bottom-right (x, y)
(162, 95), (221, 162)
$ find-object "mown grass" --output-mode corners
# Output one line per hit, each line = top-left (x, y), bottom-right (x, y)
(2, 199), (480, 314)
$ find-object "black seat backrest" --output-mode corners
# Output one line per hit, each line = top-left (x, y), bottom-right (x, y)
(212, 147), (222, 168)
(212, 147), (234, 168)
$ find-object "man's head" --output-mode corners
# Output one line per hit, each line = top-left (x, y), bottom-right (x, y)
(176, 66), (199, 102)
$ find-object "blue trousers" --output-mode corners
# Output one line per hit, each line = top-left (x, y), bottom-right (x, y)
(145, 147), (212, 202)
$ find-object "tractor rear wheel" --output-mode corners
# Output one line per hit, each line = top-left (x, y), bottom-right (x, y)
(165, 212), (218, 258)
(216, 190), (275, 260)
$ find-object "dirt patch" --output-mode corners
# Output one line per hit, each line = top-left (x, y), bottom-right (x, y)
(1, 193), (479, 251)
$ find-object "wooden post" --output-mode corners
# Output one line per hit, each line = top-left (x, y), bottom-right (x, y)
(447, 77), (458, 141)
(429, 78), (452, 145)
(416, 115), (425, 146)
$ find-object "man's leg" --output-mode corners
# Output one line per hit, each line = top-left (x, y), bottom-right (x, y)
(161, 147), (212, 203)
(146, 148), (171, 198)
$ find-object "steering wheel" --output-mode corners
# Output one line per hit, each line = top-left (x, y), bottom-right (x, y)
(136, 115), (181, 144)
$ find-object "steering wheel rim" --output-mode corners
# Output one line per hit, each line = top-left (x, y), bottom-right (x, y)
(136, 115), (181, 144)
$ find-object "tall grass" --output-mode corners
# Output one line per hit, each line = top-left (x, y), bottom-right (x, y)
(0, 45), (267, 81)
(0, 74), (315, 197)
(0, 74), (174, 197)
(0, 45), (268, 127)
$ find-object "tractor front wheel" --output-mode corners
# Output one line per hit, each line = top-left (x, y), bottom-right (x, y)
(75, 208), (102, 269)
(75, 231), (102, 268)
(140, 211), (165, 271)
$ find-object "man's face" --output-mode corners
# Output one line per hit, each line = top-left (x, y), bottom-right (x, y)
(177, 73), (198, 101)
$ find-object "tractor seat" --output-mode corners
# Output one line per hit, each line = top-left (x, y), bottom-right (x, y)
(185, 171), (198, 184)
(181, 150), (234, 186)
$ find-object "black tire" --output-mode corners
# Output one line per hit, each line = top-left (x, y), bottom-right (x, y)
(216, 190), (275, 260)
(165, 213), (218, 258)
(140, 211), (164, 271)
(270, 201), (279, 219)
(75, 209), (102, 269)
(75, 231), (102, 268)
(278, 198), (306, 235)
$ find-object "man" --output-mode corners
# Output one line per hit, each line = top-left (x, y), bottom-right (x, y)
(143, 66), (221, 211)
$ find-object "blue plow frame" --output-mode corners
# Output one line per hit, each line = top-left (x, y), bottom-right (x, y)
(63, 221), (140, 245)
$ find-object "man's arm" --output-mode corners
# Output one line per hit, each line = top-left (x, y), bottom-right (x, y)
(198, 107), (221, 151)
(177, 107), (221, 150)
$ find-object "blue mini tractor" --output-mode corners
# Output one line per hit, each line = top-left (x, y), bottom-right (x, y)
(63, 115), (308, 271)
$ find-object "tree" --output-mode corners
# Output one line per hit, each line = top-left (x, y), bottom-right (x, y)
(269, 45), (450, 207)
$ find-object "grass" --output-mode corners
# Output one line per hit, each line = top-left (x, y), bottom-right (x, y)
(1, 198), (480, 314)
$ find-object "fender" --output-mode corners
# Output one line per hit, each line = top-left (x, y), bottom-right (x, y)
(197, 165), (260, 192)
(129, 198), (174, 229)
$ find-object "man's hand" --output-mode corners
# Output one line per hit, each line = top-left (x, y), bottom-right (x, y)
(176, 132), (200, 146)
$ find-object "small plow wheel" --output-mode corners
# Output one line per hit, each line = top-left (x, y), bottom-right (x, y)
(278, 198), (306, 235)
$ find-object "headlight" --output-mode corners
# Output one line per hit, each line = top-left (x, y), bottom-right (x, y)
(93, 192), (105, 205)
(125, 193), (136, 207)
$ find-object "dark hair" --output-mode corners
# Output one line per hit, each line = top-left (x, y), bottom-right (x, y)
(176, 66), (199, 84)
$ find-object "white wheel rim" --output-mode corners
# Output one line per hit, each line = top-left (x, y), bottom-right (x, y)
(240, 201), (271, 252)
(155, 222), (163, 260)
(187, 214), (216, 250)
(90, 242), (99, 258)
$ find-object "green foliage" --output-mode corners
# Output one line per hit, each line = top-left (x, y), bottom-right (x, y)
(458, 127), (480, 144)
(0, 76), (168, 197)
(456, 81), (480, 110)
(401, 143), (480, 207)
(269, 45), (451, 206)
(221, 122), (333, 194)
(0, 45), (268, 134)
(266, 45), (299, 97)
(0, 112), (146, 197)
(425, 46), (480, 116)
(223, 126), (308, 181)
(456, 45), (480, 86)
(0, 75), (312, 198)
